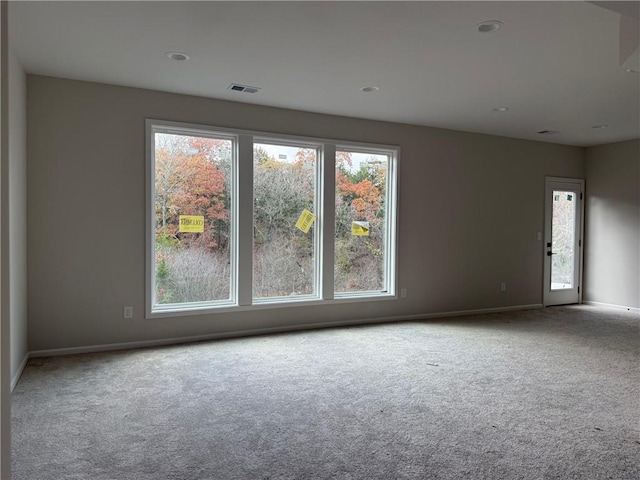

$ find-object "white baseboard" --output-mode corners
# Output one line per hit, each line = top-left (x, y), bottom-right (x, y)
(11, 352), (30, 392)
(583, 301), (640, 313)
(412, 303), (543, 319)
(28, 303), (543, 359)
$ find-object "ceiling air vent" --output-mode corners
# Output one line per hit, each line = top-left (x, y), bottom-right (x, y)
(228, 83), (261, 94)
(537, 130), (560, 135)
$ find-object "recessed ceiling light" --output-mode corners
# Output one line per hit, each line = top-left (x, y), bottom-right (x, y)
(360, 86), (380, 93)
(493, 106), (509, 112)
(591, 124), (608, 129)
(165, 52), (190, 62)
(477, 20), (503, 33)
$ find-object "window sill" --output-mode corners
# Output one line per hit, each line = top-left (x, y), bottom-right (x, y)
(147, 293), (397, 319)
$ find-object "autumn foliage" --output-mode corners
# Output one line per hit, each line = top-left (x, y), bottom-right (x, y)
(155, 135), (230, 250)
(154, 134), (388, 304)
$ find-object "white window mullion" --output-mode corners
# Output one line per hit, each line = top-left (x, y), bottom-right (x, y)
(386, 149), (399, 296)
(145, 120), (156, 317)
(321, 144), (336, 300)
(237, 134), (254, 306)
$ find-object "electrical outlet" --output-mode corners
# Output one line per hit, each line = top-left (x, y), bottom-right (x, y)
(123, 306), (133, 319)
(500, 283), (507, 292)
(400, 288), (407, 298)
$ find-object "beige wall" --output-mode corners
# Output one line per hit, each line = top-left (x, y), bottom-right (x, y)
(584, 139), (640, 309)
(0, 2), (11, 476)
(27, 75), (585, 351)
(8, 47), (27, 384)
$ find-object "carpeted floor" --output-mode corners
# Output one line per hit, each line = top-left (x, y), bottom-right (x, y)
(11, 305), (640, 479)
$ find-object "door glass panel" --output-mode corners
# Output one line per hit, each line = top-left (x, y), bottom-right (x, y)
(551, 190), (577, 290)
(253, 142), (318, 299)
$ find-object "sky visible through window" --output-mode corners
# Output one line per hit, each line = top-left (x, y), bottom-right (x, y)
(259, 144), (381, 173)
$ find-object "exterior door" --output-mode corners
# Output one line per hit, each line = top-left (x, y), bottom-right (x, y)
(543, 177), (584, 306)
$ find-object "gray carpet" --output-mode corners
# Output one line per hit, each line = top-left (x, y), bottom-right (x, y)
(11, 305), (640, 479)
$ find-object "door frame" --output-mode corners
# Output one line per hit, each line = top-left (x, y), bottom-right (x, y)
(543, 176), (585, 307)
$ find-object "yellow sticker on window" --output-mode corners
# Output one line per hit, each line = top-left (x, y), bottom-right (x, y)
(352, 221), (370, 236)
(179, 215), (204, 233)
(295, 209), (316, 233)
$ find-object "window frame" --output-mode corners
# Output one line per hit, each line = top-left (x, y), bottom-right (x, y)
(146, 119), (399, 318)
(251, 137), (324, 304)
(146, 122), (240, 315)
(333, 145), (398, 298)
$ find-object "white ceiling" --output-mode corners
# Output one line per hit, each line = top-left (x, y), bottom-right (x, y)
(9, 1), (640, 147)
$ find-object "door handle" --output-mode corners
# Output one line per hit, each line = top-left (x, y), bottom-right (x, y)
(547, 251), (556, 256)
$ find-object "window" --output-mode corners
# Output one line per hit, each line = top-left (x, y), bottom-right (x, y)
(150, 127), (235, 311)
(147, 120), (398, 317)
(253, 141), (320, 300)
(335, 149), (392, 295)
